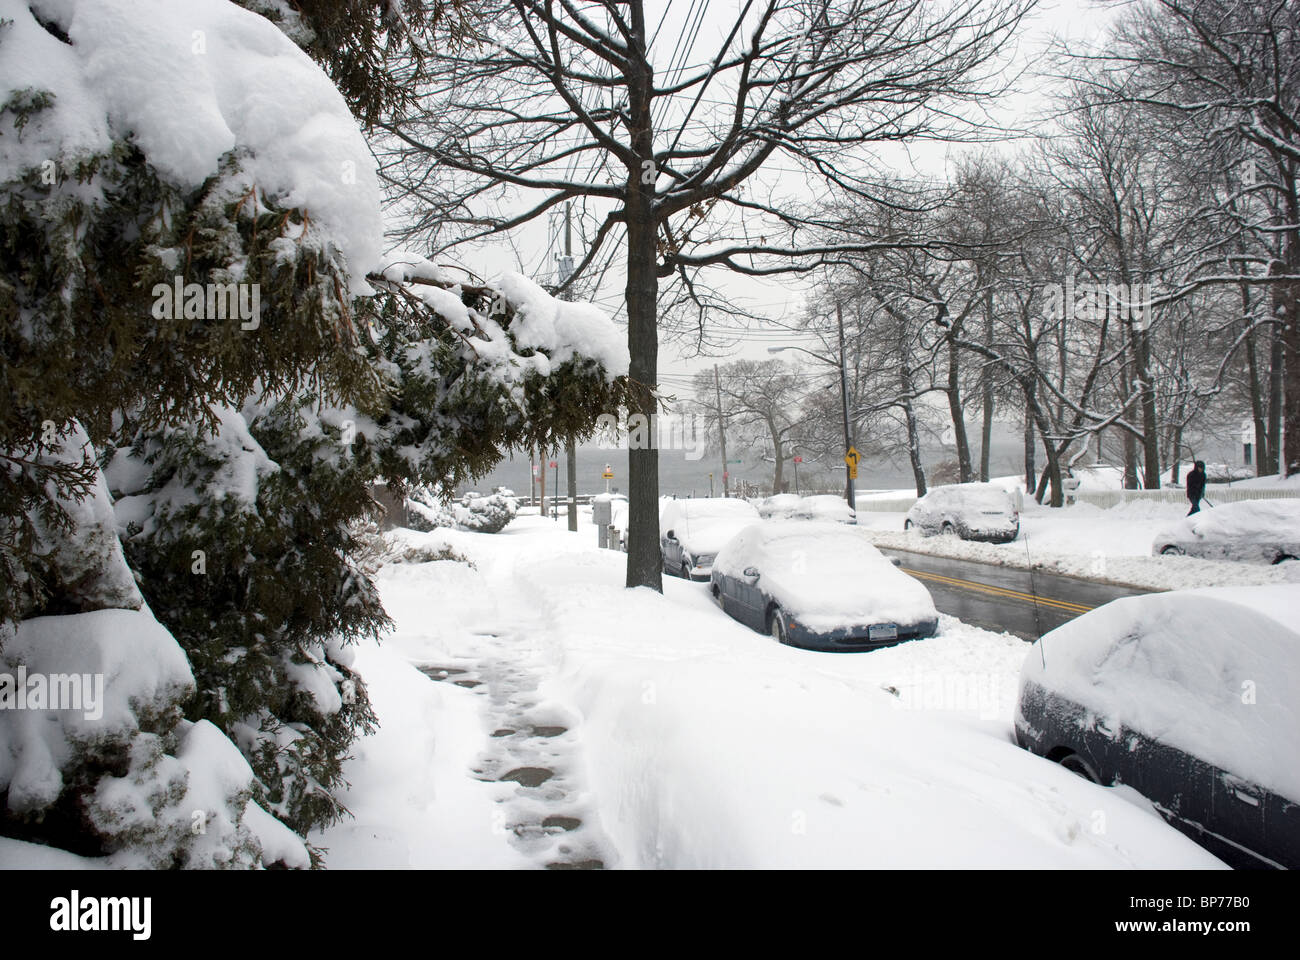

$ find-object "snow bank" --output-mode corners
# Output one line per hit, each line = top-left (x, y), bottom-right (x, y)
(521, 556), (1218, 867)
(1022, 585), (1300, 801)
(864, 497), (1300, 592)
(396, 516), (1222, 868)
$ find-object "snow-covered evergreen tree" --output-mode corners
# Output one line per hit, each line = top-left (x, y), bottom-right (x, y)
(2, 0), (627, 864)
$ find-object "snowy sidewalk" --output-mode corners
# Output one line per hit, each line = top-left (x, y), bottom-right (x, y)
(313, 537), (614, 869)
(318, 517), (1224, 869)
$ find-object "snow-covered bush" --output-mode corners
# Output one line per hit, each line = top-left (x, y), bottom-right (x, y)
(406, 486), (519, 534)
(352, 521), (472, 568)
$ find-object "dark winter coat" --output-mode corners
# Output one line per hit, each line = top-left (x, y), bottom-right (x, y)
(1186, 467), (1206, 503)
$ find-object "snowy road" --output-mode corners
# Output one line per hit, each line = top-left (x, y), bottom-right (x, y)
(879, 548), (1151, 640)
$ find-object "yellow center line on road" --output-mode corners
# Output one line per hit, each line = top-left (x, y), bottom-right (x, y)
(899, 567), (1094, 615)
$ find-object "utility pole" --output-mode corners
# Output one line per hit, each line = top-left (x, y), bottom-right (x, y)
(562, 201), (579, 531)
(538, 443), (546, 516)
(714, 363), (729, 497)
(838, 302), (856, 513)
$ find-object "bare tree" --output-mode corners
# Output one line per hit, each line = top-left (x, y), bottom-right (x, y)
(694, 360), (809, 495)
(378, 0), (1033, 588)
(1082, 0), (1300, 475)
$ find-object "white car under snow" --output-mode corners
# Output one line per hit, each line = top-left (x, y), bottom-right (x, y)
(1151, 498), (1300, 564)
(793, 494), (856, 524)
(904, 482), (1019, 542)
(756, 493), (802, 520)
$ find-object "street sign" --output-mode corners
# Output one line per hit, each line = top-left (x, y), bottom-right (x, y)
(845, 446), (860, 480)
(549, 460), (557, 469)
(728, 458), (743, 464)
(793, 456), (803, 463)
(602, 466), (614, 479)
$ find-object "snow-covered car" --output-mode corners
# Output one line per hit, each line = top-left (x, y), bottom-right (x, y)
(1151, 499), (1300, 564)
(1015, 585), (1300, 869)
(793, 494), (856, 524)
(757, 493), (802, 520)
(709, 521), (939, 651)
(660, 497), (761, 580)
(904, 483), (1019, 542)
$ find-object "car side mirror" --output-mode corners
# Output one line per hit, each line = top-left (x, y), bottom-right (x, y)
(742, 566), (760, 579)
(890, 557), (902, 567)
(665, 530), (676, 541)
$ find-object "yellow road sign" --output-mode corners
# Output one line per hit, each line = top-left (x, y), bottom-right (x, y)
(847, 462), (858, 480)
(844, 446), (861, 467)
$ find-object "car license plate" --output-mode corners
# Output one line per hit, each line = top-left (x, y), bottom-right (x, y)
(869, 623), (899, 641)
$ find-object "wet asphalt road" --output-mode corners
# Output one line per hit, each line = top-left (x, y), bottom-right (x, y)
(877, 548), (1154, 641)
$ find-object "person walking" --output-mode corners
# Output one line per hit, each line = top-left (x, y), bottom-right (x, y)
(1186, 460), (1207, 515)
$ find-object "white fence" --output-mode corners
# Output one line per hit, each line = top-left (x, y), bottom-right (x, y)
(1070, 486), (1299, 509)
(854, 485), (1299, 512)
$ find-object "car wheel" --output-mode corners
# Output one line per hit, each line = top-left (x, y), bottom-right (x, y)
(903, 519), (913, 530)
(1274, 553), (1297, 564)
(769, 608), (789, 646)
(1160, 545), (1184, 556)
(941, 522), (956, 537)
(681, 562), (690, 580)
(1058, 752), (1100, 783)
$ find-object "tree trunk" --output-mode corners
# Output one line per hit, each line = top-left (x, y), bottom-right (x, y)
(1118, 353), (1138, 489)
(1034, 409), (1064, 507)
(945, 332), (973, 482)
(979, 287), (994, 481)
(1267, 319), (1284, 475)
(566, 436), (577, 532)
(1281, 168), (1300, 477)
(770, 419), (784, 495)
(899, 343), (926, 496)
(623, 5), (661, 591)
(1131, 322), (1161, 488)
(1023, 411), (1035, 494)
(1243, 283), (1270, 475)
